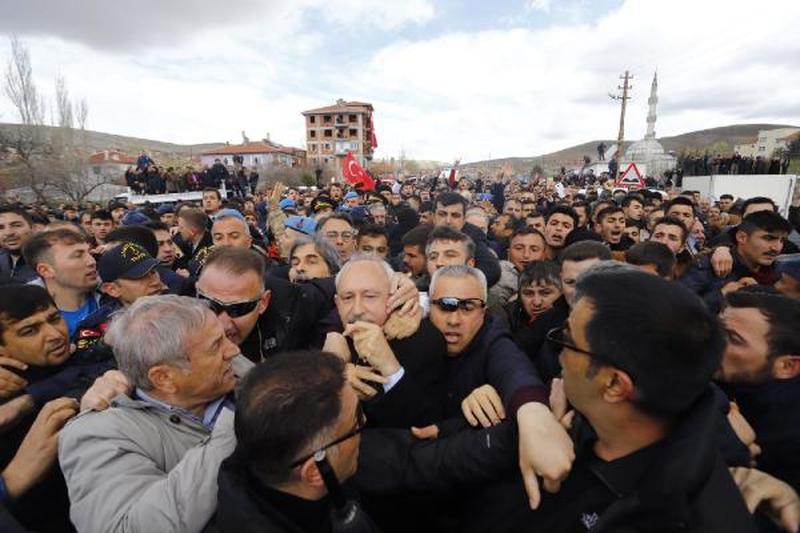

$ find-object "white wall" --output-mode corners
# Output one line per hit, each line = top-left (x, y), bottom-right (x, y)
(682, 174), (797, 215)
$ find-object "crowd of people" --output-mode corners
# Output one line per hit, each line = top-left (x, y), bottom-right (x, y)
(679, 152), (792, 177)
(1, 169), (799, 533)
(125, 152), (259, 198)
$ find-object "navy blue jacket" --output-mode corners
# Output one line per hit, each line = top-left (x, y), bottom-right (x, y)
(444, 314), (547, 418)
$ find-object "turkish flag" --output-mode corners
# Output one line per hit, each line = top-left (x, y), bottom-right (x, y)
(342, 152), (375, 190)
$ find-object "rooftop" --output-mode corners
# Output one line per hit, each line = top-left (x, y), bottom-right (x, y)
(201, 142), (304, 156)
(89, 150), (137, 165)
(302, 99), (373, 116)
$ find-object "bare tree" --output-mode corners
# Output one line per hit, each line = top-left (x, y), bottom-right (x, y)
(76, 98), (88, 131)
(4, 35), (45, 127)
(55, 74), (74, 129)
(1, 36), (109, 204)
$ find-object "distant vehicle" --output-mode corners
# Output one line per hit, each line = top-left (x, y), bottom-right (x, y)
(115, 184), (229, 206)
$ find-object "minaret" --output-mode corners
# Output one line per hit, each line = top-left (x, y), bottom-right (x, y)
(645, 71), (658, 140)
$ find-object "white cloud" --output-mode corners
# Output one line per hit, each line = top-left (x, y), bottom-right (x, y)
(1, 0), (799, 164)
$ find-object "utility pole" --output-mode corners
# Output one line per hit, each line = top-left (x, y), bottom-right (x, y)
(609, 70), (632, 179)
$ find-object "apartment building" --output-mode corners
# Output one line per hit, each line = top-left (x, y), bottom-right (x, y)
(301, 99), (375, 168)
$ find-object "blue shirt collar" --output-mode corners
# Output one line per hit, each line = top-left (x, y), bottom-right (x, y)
(134, 388), (229, 430)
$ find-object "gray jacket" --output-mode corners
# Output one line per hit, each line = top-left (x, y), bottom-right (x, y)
(58, 357), (253, 533)
(488, 260), (519, 308)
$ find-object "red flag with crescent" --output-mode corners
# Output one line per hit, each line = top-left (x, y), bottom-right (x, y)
(342, 152), (375, 190)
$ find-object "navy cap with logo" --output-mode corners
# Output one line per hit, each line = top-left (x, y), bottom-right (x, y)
(99, 242), (160, 283)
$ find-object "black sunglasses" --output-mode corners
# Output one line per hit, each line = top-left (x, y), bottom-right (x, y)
(431, 297), (486, 313)
(196, 290), (261, 318)
(290, 404), (366, 468)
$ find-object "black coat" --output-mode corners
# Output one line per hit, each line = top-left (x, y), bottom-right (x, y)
(209, 451), (380, 533)
(724, 377), (800, 491)
(522, 387), (757, 533)
(174, 231), (214, 271)
(359, 320), (448, 429)
(444, 314), (546, 418)
(501, 296), (569, 384)
(0, 250), (37, 286)
(239, 276), (337, 363)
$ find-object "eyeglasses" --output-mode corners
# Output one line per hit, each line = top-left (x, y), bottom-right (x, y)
(196, 289), (262, 318)
(290, 403), (366, 468)
(546, 326), (634, 376)
(324, 231), (356, 241)
(431, 297), (486, 313)
(545, 326), (602, 359)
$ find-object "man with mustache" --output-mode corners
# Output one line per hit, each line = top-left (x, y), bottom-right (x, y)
(0, 285), (108, 531)
(682, 211), (791, 311)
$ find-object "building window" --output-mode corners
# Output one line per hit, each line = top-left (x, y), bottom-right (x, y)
(336, 115), (344, 124)
(309, 116), (315, 124)
(349, 129), (357, 137)
(324, 129), (332, 138)
(323, 115), (332, 123)
(254, 157), (259, 164)
(324, 143), (331, 151)
(310, 130), (316, 138)
(349, 114), (357, 122)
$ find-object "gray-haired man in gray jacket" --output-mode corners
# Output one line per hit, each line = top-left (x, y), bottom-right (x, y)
(58, 295), (253, 533)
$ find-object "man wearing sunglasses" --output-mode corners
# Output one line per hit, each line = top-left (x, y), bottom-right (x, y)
(197, 248), (420, 364)
(213, 350), (380, 532)
(426, 265), (574, 510)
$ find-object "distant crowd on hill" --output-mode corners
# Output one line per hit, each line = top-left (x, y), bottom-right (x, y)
(679, 152), (791, 177)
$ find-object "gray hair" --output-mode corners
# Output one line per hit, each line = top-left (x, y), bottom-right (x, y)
(212, 213), (249, 234)
(465, 207), (489, 224)
(289, 234), (342, 275)
(573, 260), (640, 304)
(335, 253), (395, 291)
(429, 265), (488, 302)
(106, 295), (211, 390)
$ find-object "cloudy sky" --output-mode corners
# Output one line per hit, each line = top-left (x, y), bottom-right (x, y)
(0, 0), (798, 162)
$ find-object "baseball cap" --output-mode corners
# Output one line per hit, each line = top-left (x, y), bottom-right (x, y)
(156, 204), (175, 215)
(284, 215), (317, 235)
(344, 191), (359, 200)
(99, 243), (160, 283)
(121, 210), (151, 226)
(279, 198), (297, 210)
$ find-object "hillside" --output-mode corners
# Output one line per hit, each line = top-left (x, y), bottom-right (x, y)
(461, 123), (799, 173)
(0, 123), (224, 156)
